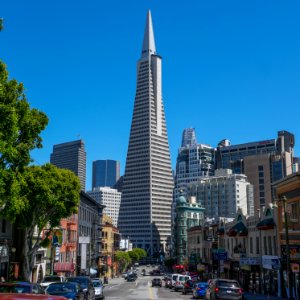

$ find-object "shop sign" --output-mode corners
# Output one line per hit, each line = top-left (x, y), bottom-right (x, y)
(281, 245), (300, 260)
(262, 255), (280, 270)
(240, 257), (261, 265)
(291, 263), (299, 273)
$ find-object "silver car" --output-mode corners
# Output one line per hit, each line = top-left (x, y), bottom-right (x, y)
(92, 279), (104, 300)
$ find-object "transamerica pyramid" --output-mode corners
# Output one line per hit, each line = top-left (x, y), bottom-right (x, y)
(118, 11), (174, 256)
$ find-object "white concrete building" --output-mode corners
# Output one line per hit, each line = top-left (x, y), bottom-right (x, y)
(87, 187), (121, 227)
(189, 169), (254, 218)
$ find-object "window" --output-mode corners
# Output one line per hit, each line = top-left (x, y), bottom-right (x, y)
(250, 237), (253, 254)
(268, 236), (272, 255)
(256, 237), (259, 254)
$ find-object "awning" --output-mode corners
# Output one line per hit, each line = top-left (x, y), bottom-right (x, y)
(54, 262), (75, 272)
(256, 218), (275, 230)
(217, 227), (225, 236)
(227, 222), (248, 237)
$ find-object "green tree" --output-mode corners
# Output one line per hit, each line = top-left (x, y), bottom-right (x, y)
(0, 19), (3, 31)
(1, 164), (81, 281)
(0, 60), (48, 210)
(115, 251), (131, 274)
(131, 248), (147, 261)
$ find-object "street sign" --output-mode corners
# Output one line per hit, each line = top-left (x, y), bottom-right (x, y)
(217, 252), (228, 261)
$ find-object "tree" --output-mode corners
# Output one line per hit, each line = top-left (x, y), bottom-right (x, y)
(0, 18), (3, 31)
(115, 251), (131, 274)
(0, 60), (48, 209)
(131, 248), (147, 261)
(1, 163), (81, 281)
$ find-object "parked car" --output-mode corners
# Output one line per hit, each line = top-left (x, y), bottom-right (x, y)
(0, 282), (45, 294)
(0, 294), (67, 300)
(182, 279), (196, 294)
(206, 279), (243, 300)
(192, 282), (208, 299)
(91, 279), (104, 300)
(40, 276), (65, 289)
(46, 282), (84, 300)
(174, 275), (191, 292)
(66, 276), (95, 300)
(151, 278), (162, 287)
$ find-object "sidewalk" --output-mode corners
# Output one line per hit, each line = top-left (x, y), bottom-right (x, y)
(244, 291), (285, 300)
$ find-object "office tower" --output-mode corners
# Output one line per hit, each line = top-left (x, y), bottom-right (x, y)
(174, 128), (215, 200)
(118, 11), (174, 255)
(92, 160), (120, 189)
(188, 169), (254, 219)
(216, 130), (294, 210)
(50, 139), (86, 190)
(87, 187), (121, 227)
(181, 128), (197, 148)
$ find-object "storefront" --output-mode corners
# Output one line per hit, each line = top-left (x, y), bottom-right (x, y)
(240, 257), (261, 292)
(262, 255), (281, 296)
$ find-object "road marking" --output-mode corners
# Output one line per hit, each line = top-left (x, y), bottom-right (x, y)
(148, 284), (155, 300)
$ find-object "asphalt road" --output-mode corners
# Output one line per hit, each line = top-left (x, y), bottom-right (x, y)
(103, 266), (194, 300)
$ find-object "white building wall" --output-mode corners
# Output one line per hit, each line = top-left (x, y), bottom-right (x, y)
(87, 187), (121, 227)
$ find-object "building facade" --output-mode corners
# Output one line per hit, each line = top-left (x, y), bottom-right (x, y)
(216, 130), (294, 211)
(100, 215), (120, 278)
(118, 11), (174, 255)
(188, 169), (254, 219)
(92, 160), (120, 189)
(50, 139), (87, 191)
(176, 194), (205, 264)
(174, 128), (215, 200)
(87, 187), (121, 227)
(77, 191), (104, 276)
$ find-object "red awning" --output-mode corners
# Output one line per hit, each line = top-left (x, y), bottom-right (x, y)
(54, 262), (75, 272)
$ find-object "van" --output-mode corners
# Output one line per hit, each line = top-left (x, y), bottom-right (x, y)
(174, 275), (191, 292)
(171, 274), (180, 289)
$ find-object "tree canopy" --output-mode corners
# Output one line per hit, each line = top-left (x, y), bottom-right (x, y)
(0, 60), (48, 212)
(0, 60), (80, 281)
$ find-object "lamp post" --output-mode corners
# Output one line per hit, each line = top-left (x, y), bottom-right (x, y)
(278, 196), (293, 300)
(257, 208), (264, 294)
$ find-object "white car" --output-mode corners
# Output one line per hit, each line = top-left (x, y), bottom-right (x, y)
(92, 279), (104, 300)
(40, 275), (65, 289)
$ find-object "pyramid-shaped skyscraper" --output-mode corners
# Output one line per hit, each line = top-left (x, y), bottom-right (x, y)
(118, 11), (174, 256)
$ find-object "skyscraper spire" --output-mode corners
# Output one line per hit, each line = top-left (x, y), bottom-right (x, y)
(142, 10), (156, 57)
(118, 11), (173, 256)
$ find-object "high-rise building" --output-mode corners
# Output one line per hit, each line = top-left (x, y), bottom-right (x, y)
(181, 128), (197, 148)
(216, 130), (294, 210)
(87, 187), (121, 227)
(174, 128), (215, 200)
(118, 11), (174, 255)
(188, 169), (254, 218)
(50, 139), (86, 190)
(92, 159), (120, 189)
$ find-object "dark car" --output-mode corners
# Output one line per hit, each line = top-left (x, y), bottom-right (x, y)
(66, 276), (95, 300)
(151, 278), (162, 287)
(192, 282), (208, 299)
(46, 282), (84, 300)
(182, 279), (196, 295)
(0, 282), (45, 294)
(206, 279), (243, 300)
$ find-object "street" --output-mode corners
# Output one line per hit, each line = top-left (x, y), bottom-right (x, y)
(104, 275), (193, 300)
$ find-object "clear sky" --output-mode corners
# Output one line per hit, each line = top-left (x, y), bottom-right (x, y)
(1, 1), (300, 190)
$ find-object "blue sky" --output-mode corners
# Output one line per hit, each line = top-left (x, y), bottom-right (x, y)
(1, 1), (300, 190)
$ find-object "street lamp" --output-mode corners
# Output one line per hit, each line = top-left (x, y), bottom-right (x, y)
(275, 196), (293, 300)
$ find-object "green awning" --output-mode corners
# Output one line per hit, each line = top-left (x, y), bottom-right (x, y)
(256, 218), (275, 230)
(227, 222), (248, 236)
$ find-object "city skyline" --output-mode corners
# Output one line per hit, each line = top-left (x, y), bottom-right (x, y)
(1, 1), (300, 188)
